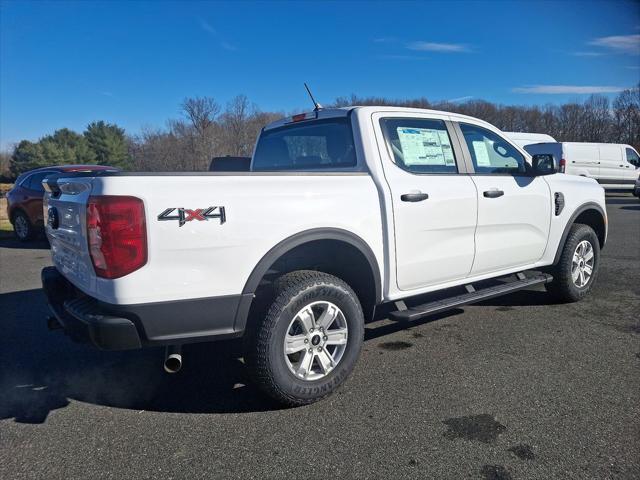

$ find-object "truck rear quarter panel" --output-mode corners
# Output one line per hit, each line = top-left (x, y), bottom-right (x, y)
(91, 174), (384, 304)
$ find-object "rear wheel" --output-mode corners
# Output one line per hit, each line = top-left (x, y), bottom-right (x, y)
(245, 270), (364, 406)
(546, 224), (600, 302)
(13, 211), (33, 242)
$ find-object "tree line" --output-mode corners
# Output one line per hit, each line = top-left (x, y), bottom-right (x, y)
(4, 121), (129, 179)
(333, 84), (640, 149)
(3, 84), (638, 180)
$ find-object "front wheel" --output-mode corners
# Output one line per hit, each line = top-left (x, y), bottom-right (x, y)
(546, 223), (600, 302)
(245, 270), (364, 406)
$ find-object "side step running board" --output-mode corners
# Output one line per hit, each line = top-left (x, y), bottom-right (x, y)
(389, 273), (553, 322)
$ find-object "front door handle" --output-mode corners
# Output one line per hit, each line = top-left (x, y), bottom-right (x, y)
(483, 189), (504, 198)
(401, 192), (429, 202)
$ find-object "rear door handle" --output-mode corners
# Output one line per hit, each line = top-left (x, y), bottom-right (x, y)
(483, 189), (504, 198)
(401, 192), (429, 202)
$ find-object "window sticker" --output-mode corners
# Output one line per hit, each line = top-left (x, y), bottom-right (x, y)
(397, 127), (455, 166)
(471, 140), (491, 166)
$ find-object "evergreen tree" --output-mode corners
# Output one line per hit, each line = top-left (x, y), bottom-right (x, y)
(10, 140), (48, 176)
(84, 121), (130, 168)
(49, 128), (96, 164)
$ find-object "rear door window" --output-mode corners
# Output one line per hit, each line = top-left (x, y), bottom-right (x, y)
(252, 118), (357, 171)
(380, 118), (458, 174)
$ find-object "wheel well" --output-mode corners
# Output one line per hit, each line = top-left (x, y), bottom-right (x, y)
(574, 208), (606, 248)
(9, 207), (25, 224)
(250, 239), (379, 322)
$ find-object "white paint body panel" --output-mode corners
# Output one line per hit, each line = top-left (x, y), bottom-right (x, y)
(45, 106), (608, 309)
(469, 176), (551, 275)
(49, 174), (384, 304)
(369, 111), (477, 291)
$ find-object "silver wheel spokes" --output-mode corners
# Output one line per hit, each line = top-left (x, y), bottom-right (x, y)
(14, 216), (28, 238)
(284, 301), (348, 381)
(571, 240), (594, 288)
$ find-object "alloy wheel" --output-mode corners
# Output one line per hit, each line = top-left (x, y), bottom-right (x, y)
(283, 301), (348, 381)
(14, 215), (29, 239)
(571, 240), (594, 288)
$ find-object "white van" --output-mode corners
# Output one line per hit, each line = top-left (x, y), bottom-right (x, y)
(524, 142), (640, 189)
(505, 132), (557, 147)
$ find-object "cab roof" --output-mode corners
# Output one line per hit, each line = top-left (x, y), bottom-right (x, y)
(264, 106), (496, 131)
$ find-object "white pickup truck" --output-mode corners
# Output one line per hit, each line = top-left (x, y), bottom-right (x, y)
(42, 106), (607, 406)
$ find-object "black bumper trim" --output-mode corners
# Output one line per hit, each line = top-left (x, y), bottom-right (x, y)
(42, 267), (141, 350)
(65, 297), (142, 350)
(42, 266), (248, 350)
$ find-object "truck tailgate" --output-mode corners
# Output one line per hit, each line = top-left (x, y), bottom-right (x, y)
(43, 176), (97, 295)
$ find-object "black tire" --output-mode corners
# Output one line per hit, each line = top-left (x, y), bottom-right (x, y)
(545, 223), (600, 303)
(245, 270), (364, 407)
(12, 210), (34, 242)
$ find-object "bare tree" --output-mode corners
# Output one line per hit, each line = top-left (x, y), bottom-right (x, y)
(581, 95), (611, 142)
(612, 87), (640, 147)
(181, 97), (220, 135)
(180, 96), (221, 170)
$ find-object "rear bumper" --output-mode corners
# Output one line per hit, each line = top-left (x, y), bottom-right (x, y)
(41, 266), (251, 350)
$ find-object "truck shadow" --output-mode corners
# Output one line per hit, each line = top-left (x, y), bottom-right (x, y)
(0, 289), (282, 423)
(475, 288), (559, 307)
(0, 285), (553, 423)
(0, 236), (50, 250)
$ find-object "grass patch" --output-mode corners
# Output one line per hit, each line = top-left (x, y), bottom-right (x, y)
(0, 197), (12, 238)
(0, 218), (13, 239)
(0, 183), (13, 197)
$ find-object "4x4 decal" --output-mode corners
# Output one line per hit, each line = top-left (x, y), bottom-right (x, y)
(158, 206), (226, 227)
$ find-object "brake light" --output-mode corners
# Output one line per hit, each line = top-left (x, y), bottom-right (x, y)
(87, 196), (147, 279)
(560, 158), (566, 173)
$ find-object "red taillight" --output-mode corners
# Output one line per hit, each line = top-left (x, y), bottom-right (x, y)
(87, 196), (147, 279)
(560, 158), (566, 173)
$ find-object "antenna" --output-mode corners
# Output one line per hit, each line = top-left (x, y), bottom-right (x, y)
(304, 83), (323, 111)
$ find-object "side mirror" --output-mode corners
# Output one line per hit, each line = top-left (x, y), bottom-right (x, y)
(532, 153), (557, 176)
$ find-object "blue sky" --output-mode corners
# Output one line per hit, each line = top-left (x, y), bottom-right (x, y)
(1, 0), (639, 149)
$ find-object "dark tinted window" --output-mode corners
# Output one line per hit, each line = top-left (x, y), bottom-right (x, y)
(460, 123), (527, 174)
(252, 118), (356, 171)
(26, 171), (54, 191)
(381, 118), (457, 174)
(626, 148), (639, 166)
(209, 156), (251, 172)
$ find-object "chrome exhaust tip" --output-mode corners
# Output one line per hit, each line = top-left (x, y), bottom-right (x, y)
(163, 345), (182, 373)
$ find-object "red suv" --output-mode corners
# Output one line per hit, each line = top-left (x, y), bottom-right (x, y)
(6, 165), (119, 241)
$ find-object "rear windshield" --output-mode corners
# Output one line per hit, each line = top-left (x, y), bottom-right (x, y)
(252, 118), (357, 171)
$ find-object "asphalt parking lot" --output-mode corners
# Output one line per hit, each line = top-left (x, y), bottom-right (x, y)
(0, 194), (638, 480)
